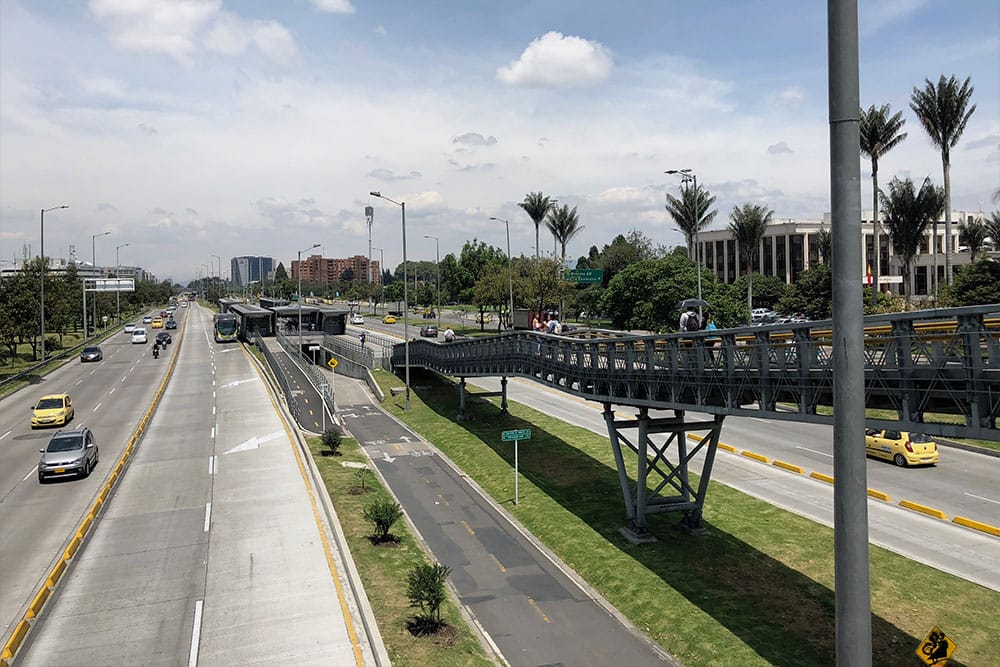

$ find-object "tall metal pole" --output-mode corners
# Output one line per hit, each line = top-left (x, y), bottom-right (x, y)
(116, 242), (130, 324)
(491, 217), (515, 330)
(39, 205), (68, 361)
(298, 243), (320, 357)
(373, 247), (384, 316)
(92, 231), (111, 337)
(370, 192), (410, 410)
(666, 169), (702, 318)
(211, 254), (221, 298)
(425, 235), (440, 329)
(366, 205), (374, 312)
(828, 1), (871, 664)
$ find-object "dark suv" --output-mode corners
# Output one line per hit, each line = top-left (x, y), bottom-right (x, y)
(38, 428), (99, 482)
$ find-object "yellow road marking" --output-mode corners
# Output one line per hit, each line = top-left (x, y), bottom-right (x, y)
(460, 520), (475, 536)
(490, 554), (506, 573)
(437, 494), (449, 506)
(527, 597), (550, 622)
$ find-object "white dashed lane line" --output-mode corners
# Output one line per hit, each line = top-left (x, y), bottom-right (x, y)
(795, 446), (833, 458)
(92, 402), (102, 413)
(0, 430), (11, 441)
(965, 492), (1000, 505)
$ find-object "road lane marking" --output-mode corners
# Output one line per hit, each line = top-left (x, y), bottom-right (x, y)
(22, 465), (38, 482)
(490, 554), (506, 573)
(122, 376), (127, 383)
(93, 401), (102, 413)
(203, 503), (212, 532)
(75, 379), (83, 386)
(208, 456), (216, 475)
(109, 387), (115, 394)
(461, 520), (475, 536)
(527, 597), (550, 623)
(795, 446), (833, 458)
(210, 427), (215, 439)
(212, 406), (216, 416)
(0, 430), (11, 441)
(188, 599), (203, 667)
(437, 494), (449, 506)
(965, 492), (1000, 505)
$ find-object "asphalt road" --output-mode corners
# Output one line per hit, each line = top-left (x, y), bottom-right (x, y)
(0, 307), (183, 640)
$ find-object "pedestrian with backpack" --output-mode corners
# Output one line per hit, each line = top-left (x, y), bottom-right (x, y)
(680, 306), (701, 333)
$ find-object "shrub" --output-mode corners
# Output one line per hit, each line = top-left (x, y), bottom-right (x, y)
(363, 497), (403, 543)
(407, 562), (452, 633)
(353, 466), (374, 491)
(321, 427), (342, 455)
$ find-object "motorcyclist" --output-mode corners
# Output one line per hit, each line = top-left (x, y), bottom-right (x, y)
(152, 342), (160, 359)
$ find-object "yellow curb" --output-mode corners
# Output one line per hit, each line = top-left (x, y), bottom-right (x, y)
(898, 499), (947, 520)
(2, 619), (30, 660)
(741, 450), (769, 463)
(952, 516), (1000, 537)
(26, 586), (50, 619)
(78, 514), (93, 537)
(772, 460), (803, 474)
(718, 443), (738, 453)
(866, 488), (891, 502)
(46, 560), (66, 588)
(810, 471), (835, 484)
(64, 534), (81, 560)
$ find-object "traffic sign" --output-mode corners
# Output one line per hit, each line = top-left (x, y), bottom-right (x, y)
(327, 357), (339, 369)
(565, 268), (603, 284)
(502, 428), (531, 441)
(916, 626), (955, 665)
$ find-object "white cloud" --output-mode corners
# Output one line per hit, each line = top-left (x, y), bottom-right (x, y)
(368, 168), (421, 181)
(452, 132), (498, 147)
(496, 32), (613, 88)
(860, 0), (929, 35)
(374, 25), (387, 36)
(768, 142), (794, 154)
(310, 0), (356, 14)
(773, 86), (807, 108)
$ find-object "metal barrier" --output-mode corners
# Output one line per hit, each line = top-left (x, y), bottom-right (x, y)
(253, 331), (301, 424)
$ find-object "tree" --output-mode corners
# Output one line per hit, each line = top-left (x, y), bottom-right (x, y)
(984, 211), (1000, 250)
(274, 262), (288, 281)
(910, 75), (976, 289)
(940, 259), (1000, 307)
(728, 203), (773, 313)
(406, 562), (452, 633)
(545, 204), (585, 266)
(363, 498), (403, 544)
(518, 192), (556, 261)
(596, 230), (657, 284)
(664, 181), (718, 260)
(816, 225), (833, 264)
(733, 273), (787, 309)
(776, 264), (833, 320)
(321, 427), (342, 456)
(860, 103), (907, 303)
(959, 218), (988, 261)
(879, 177), (945, 296)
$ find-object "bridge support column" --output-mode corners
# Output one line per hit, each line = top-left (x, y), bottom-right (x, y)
(457, 377), (467, 421)
(500, 377), (509, 414)
(603, 405), (725, 542)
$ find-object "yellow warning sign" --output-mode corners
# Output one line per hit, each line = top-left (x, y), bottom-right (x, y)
(916, 626), (956, 666)
(327, 357), (339, 369)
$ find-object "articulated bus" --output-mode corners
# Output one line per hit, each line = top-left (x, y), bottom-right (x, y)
(213, 313), (239, 343)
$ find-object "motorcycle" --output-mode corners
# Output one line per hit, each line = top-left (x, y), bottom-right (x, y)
(152, 345), (160, 359)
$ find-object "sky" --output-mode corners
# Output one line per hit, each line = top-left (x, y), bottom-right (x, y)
(1, 0), (997, 284)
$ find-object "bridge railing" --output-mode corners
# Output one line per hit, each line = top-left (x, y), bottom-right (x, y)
(391, 305), (1000, 439)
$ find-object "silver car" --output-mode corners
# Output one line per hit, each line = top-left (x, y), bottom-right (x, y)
(38, 428), (99, 482)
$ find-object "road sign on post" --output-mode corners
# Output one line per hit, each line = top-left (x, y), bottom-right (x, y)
(502, 428), (531, 441)
(564, 269), (603, 284)
(327, 357), (338, 369)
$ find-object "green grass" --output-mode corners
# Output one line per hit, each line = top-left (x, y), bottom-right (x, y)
(305, 434), (496, 667)
(370, 368), (999, 667)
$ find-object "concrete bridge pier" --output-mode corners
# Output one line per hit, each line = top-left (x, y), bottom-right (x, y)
(603, 405), (725, 543)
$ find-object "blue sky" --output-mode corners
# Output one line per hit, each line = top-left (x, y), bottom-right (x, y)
(1, 0), (997, 283)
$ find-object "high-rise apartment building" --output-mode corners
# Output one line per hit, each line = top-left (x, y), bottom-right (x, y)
(291, 254), (380, 285)
(231, 256), (275, 288)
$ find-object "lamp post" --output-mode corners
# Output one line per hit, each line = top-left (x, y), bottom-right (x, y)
(91, 231), (111, 337)
(666, 169), (702, 316)
(490, 217), (515, 330)
(211, 254), (221, 297)
(370, 191), (410, 410)
(372, 247), (384, 316)
(366, 205), (374, 311)
(298, 243), (320, 357)
(39, 205), (68, 362)
(116, 242), (130, 324)
(424, 235), (441, 330)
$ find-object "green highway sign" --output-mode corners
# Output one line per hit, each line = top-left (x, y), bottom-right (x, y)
(501, 428), (531, 441)
(565, 268), (603, 284)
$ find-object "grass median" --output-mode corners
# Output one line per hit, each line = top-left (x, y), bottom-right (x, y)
(367, 368), (998, 667)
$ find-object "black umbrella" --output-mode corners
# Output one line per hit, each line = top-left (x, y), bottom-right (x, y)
(676, 298), (709, 309)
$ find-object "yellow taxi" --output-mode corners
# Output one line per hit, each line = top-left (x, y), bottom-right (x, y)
(31, 394), (75, 429)
(151, 317), (164, 329)
(382, 315), (397, 324)
(864, 428), (939, 467)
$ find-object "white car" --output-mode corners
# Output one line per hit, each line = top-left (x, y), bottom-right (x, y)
(123, 323), (137, 334)
(350, 314), (365, 325)
(131, 328), (148, 344)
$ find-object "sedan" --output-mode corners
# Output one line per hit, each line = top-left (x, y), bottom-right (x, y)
(31, 394), (74, 429)
(123, 323), (137, 334)
(382, 315), (397, 324)
(420, 325), (438, 338)
(865, 428), (939, 467)
(164, 319), (177, 330)
(80, 346), (103, 362)
(155, 331), (172, 346)
(143, 316), (153, 324)
(350, 314), (365, 325)
(131, 328), (148, 344)
(151, 317), (164, 329)
(38, 428), (99, 482)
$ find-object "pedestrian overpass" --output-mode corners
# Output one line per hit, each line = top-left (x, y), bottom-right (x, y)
(391, 305), (999, 535)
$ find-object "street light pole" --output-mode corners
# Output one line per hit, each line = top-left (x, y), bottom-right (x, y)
(370, 191), (410, 410)
(211, 254), (221, 297)
(91, 231), (111, 338)
(372, 247), (384, 316)
(666, 169), (702, 317)
(39, 205), (68, 362)
(116, 242), (130, 324)
(298, 243), (320, 357)
(424, 235), (440, 330)
(490, 217), (515, 330)
(366, 205), (374, 312)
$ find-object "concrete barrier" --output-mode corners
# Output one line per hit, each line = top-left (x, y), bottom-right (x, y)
(741, 450), (769, 463)
(718, 443), (738, 453)
(772, 460), (803, 474)
(952, 516), (1000, 537)
(78, 514), (93, 537)
(2, 619), (30, 660)
(64, 534), (82, 560)
(810, 471), (835, 484)
(46, 560), (66, 588)
(26, 586), (51, 619)
(898, 499), (947, 520)
(866, 489), (891, 502)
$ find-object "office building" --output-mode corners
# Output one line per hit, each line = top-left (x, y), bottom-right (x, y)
(231, 256), (275, 288)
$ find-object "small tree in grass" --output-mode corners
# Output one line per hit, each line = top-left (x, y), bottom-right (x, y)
(363, 497), (403, 544)
(406, 562), (452, 635)
(321, 427), (342, 456)
(352, 467), (374, 494)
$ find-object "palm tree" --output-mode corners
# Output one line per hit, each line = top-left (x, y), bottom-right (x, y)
(860, 104), (907, 303)
(986, 211), (1000, 250)
(816, 225), (833, 264)
(879, 177), (945, 296)
(664, 182), (717, 260)
(519, 192), (556, 261)
(910, 75), (977, 292)
(545, 204), (585, 266)
(728, 203), (773, 312)
(960, 218), (988, 261)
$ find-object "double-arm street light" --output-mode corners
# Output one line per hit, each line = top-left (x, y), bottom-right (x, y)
(116, 242), (131, 324)
(372, 247), (384, 316)
(297, 243), (321, 356)
(90, 231), (111, 338)
(666, 168), (702, 314)
(424, 235), (441, 329)
(370, 191), (411, 410)
(40, 205), (69, 362)
(489, 217), (515, 330)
